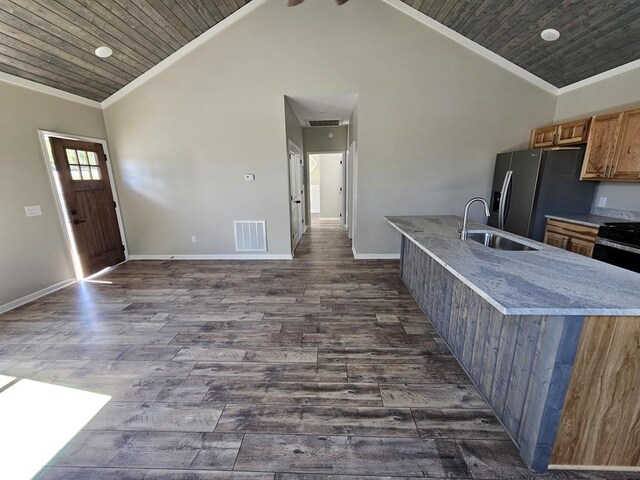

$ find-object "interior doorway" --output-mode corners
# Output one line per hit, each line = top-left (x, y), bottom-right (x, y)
(288, 141), (305, 252)
(39, 131), (127, 279)
(308, 153), (345, 226)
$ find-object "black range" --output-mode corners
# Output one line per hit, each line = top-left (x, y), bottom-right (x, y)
(593, 222), (640, 274)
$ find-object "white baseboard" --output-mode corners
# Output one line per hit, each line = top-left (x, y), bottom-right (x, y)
(0, 278), (76, 315)
(128, 254), (293, 261)
(319, 217), (341, 221)
(351, 247), (400, 260)
(549, 465), (640, 472)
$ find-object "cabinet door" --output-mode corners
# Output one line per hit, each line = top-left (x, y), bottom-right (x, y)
(568, 238), (594, 257)
(544, 231), (569, 249)
(580, 113), (623, 180)
(530, 125), (558, 148)
(610, 109), (640, 180)
(557, 118), (590, 145)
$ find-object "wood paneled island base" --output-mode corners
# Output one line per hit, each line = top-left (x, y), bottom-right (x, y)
(389, 215), (640, 472)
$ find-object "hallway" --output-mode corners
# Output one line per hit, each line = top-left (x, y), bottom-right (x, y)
(0, 223), (626, 479)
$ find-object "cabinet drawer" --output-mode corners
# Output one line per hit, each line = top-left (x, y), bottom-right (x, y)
(546, 219), (598, 242)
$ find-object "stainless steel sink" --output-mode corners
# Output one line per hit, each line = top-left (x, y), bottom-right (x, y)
(465, 231), (541, 251)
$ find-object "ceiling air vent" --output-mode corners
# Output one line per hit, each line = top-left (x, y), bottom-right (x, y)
(309, 120), (341, 127)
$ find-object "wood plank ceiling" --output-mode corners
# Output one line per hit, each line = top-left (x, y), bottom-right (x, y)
(403, 0), (640, 88)
(0, 0), (251, 102)
(0, 0), (639, 102)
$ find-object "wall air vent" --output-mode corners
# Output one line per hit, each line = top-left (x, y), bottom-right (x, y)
(309, 120), (341, 127)
(234, 221), (267, 252)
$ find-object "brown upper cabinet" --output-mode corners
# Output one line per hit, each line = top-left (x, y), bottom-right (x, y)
(529, 118), (590, 148)
(530, 125), (558, 148)
(611, 108), (640, 180)
(580, 113), (623, 180)
(580, 109), (640, 181)
(531, 106), (640, 182)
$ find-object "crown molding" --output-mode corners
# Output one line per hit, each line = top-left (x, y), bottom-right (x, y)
(381, 0), (559, 95)
(101, 0), (268, 109)
(558, 58), (640, 95)
(0, 71), (102, 108)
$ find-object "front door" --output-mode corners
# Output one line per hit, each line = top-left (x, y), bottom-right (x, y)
(50, 137), (125, 277)
(288, 142), (304, 251)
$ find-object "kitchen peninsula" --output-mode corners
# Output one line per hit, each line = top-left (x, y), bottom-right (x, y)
(386, 215), (640, 472)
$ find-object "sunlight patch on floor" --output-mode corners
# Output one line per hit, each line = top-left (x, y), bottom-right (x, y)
(0, 374), (15, 390)
(0, 379), (110, 480)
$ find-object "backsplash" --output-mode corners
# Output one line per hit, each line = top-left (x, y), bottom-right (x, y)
(592, 207), (640, 222)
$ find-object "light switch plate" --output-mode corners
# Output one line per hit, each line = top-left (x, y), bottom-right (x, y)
(245, 174), (255, 181)
(24, 205), (42, 217)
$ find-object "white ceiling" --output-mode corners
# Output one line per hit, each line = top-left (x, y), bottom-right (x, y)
(286, 94), (359, 127)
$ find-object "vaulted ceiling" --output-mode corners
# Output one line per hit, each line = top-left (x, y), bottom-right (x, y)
(403, 0), (640, 88)
(0, 0), (639, 102)
(0, 0), (252, 102)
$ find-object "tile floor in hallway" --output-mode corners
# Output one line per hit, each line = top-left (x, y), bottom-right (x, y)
(0, 220), (638, 479)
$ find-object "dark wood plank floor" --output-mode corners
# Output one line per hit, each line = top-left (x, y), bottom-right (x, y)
(1, 220), (638, 479)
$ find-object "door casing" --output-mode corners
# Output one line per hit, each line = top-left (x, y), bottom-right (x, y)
(38, 130), (128, 280)
(306, 150), (346, 228)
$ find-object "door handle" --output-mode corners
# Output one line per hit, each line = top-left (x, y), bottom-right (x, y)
(498, 170), (513, 230)
(73, 219), (87, 224)
(294, 200), (301, 204)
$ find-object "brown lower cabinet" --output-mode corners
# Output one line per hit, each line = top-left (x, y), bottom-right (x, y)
(551, 315), (640, 468)
(543, 219), (598, 257)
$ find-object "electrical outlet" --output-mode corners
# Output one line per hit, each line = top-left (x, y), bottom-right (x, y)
(24, 205), (42, 217)
(598, 196), (607, 208)
(191, 235), (197, 243)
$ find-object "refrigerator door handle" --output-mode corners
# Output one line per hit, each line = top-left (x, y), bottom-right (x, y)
(504, 170), (514, 225)
(498, 170), (513, 230)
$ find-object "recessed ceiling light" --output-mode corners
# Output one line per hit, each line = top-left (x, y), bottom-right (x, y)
(541, 29), (560, 42)
(94, 46), (113, 58)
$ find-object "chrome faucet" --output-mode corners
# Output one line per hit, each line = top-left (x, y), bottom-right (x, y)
(459, 197), (490, 240)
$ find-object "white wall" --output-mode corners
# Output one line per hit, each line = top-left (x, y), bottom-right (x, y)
(0, 80), (107, 307)
(555, 69), (640, 214)
(102, 0), (556, 256)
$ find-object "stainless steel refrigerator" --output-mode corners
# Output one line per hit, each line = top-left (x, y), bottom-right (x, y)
(488, 147), (596, 241)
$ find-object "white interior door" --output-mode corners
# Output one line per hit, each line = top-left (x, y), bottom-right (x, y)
(319, 153), (344, 220)
(288, 142), (304, 251)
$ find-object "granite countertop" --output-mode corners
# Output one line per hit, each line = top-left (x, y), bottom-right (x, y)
(385, 215), (640, 316)
(544, 213), (619, 228)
